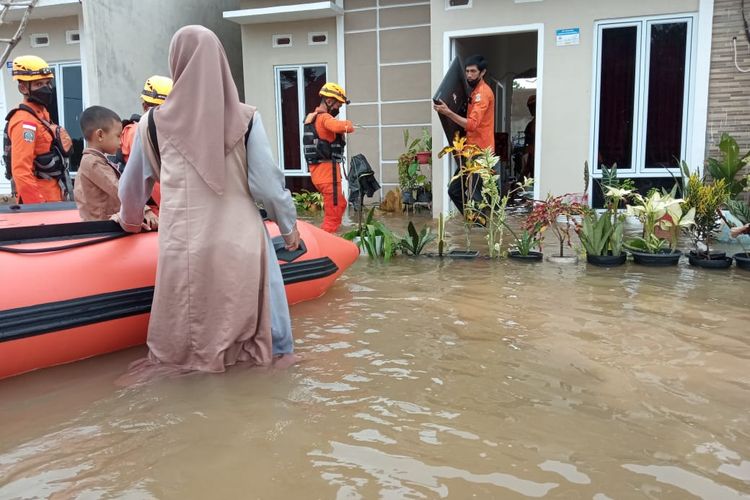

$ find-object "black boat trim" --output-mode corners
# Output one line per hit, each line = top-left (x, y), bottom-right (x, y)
(0, 257), (338, 343)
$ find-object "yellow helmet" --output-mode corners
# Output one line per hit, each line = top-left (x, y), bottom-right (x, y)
(12, 55), (54, 82)
(319, 82), (350, 104)
(141, 75), (173, 105)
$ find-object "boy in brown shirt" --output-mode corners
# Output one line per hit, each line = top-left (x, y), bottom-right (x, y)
(74, 105), (157, 227)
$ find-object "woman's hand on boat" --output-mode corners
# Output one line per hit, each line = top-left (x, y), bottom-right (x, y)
(143, 210), (159, 231)
(283, 225), (301, 251)
(111, 213), (151, 233)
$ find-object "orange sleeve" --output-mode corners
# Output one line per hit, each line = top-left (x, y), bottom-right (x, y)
(120, 124), (136, 160)
(320, 114), (354, 134)
(9, 118), (45, 203)
(465, 89), (492, 133)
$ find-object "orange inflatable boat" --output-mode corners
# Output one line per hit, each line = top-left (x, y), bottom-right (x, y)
(0, 202), (358, 380)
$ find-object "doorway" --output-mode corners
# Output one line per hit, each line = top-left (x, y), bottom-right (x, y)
(443, 25), (544, 208)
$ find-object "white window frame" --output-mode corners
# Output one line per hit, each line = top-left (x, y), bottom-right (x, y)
(590, 14), (696, 179)
(273, 64), (328, 175)
(308, 31), (328, 46)
(30, 33), (50, 48)
(65, 30), (80, 44)
(272, 34), (293, 48)
(445, 0), (472, 10)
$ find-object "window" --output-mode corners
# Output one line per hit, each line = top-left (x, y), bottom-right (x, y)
(446, 0), (471, 9)
(308, 32), (328, 45)
(30, 33), (49, 47)
(592, 16), (693, 176)
(272, 34), (292, 48)
(66, 30), (80, 44)
(274, 65), (327, 174)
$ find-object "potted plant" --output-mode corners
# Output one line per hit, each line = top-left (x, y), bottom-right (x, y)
(624, 189), (693, 266)
(726, 199), (750, 269)
(399, 129), (433, 205)
(508, 223), (543, 261)
(706, 134), (750, 243)
(292, 190), (323, 213)
(398, 221), (436, 256)
(681, 171), (732, 269)
(342, 207), (398, 261)
(415, 129), (432, 165)
(577, 185), (631, 267)
(524, 194), (585, 263)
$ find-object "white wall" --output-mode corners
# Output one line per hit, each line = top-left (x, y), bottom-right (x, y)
(80, 0), (245, 119)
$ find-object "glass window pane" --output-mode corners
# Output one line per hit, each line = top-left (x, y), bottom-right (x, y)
(278, 70), (300, 171)
(597, 26), (638, 170)
(303, 66), (327, 113)
(62, 65), (84, 172)
(644, 22), (687, 169)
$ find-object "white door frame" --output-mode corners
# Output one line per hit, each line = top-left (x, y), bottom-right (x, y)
(442, 23), (545, 214)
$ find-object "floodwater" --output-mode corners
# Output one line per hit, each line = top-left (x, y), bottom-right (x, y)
(1, 212), (750, 499)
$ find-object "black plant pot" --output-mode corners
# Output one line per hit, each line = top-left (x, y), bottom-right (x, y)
(630, 249), (682, 266)
(688, 254), (733, 269)
(734, 252), (750, 270)
(509, 250), (543, 261)
(586, 252), (627, 267)
(448, 249), (479, 259)
(401, 191), (414, 205)
(689, 250), (726, 259)
(416, 188), (431, 203)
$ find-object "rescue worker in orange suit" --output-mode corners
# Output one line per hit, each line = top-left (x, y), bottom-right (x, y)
(5, 55), (69, 204)
(117, 75), (173, 211)
(303, 82), (355, 233)
(433, 54), (495, 215)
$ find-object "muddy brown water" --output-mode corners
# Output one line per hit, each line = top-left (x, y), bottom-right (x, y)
(1, 212), (749, 499)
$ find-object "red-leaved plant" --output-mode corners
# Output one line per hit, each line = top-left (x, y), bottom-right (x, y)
(524, 194), (587, 257)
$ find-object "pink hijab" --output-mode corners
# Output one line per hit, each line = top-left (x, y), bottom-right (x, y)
(155, 25), (248, 195)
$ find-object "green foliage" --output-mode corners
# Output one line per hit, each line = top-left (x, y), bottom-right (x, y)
(682, 172), (730, 254)
(727, 199), (750, 225)
(342, 207), (398, 261)
(292, 190), (323, 213)
(398, 129), (432, 193)
(705, 133), (750, 199)
(437, 212), (446, 257)
(513, 227), (542, 256)
(578, 211), (615, 256)
(624, 233), (669, 253)
(398, 221), (436, 256)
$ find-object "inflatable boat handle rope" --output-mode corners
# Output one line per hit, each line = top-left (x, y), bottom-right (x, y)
(0, 220), (133, 254)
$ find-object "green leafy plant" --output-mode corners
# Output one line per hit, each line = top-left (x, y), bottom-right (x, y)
(439, 132), (482, 249)
(292, 190), (323, 213)
(681, 172), (730, 256)
(398, 129), (432, 198)
(342, 207), (397, 261)
(624, 189), (694, 254)
(398, 221), (436, 256)
(705, 133), (749, 199)
(512, 225), (543, 256)
(437, 211), (446, 257)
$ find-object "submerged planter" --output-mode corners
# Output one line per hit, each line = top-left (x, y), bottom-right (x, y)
(586, 252), (627, 267)
(547, 254), (579, 264)
(689, 250), (726, 259)
(630, 249), (682, 266)
(448, 249), (479, 259)
(734, 252), (750, 270)
(508, 250), (543, 261)
(688, 253), (733, 269)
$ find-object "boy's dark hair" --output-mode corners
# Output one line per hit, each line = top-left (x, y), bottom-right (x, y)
(465, 55), (488, 72)
(80, 105), (121, 141)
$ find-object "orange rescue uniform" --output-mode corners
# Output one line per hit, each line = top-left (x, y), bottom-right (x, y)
(304, 106), (354, 233)
(465, 79), (495, 152)
(8, 100), (63, 203)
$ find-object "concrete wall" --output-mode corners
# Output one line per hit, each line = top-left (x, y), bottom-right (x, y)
(81, 0), (244, 119)
(430, 0), (700, 211)
(706, 0), (750, 177)
(0, 16), (81, 111)
(240, 18), (338, 163)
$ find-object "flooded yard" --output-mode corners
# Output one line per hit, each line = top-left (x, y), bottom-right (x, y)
(1, 212), (749, 499)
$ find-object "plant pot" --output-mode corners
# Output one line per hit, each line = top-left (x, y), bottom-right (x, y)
(448, 249), (479, 259)
(688, 250), (726, 260)
(509, 250), (543, 261)
(547, 255), (579, 264)
(586, 252), (627, 267)
(416, 151), (431, 165)
(688, 254), (733, 269)
(734, 252), (750, 270)
(401, 191), (414, 205)
(629, 249), (682, 266)
(416, 188), (431, 203)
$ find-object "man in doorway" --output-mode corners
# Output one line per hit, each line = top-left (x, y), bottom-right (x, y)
(522, 94), (536, 179)
(433, 54), (495, 215)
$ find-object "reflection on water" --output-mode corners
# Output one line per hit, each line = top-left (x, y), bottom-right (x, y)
(1, 213), (750, 499)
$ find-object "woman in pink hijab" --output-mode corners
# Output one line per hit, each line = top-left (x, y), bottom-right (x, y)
(115, 25), (300, 373)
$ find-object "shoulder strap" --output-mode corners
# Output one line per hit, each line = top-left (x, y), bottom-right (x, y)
(147, 109), (160, 163)
(244, 115), (254, 145)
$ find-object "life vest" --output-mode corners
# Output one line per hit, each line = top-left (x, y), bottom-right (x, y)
(3, 103), (73, 182)
(302, 114), (346, 165)
(114, 114), (141, 172)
